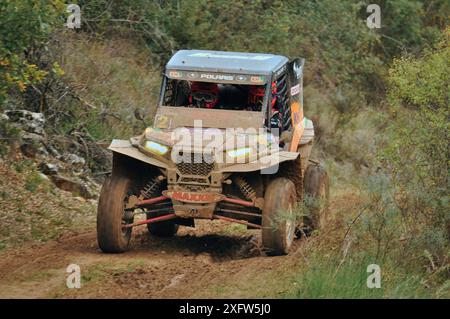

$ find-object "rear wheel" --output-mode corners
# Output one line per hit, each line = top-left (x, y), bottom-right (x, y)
(97, 175), (135, 253)
(303, 164), (330, 231)
(147, 218), (179, 237)
(262, 178), (297, 255)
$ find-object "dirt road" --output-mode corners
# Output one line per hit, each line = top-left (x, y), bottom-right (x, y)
(0, 219), (309, 298)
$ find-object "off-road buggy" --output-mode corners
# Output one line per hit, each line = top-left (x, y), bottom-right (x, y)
(97, 50), (329, 256)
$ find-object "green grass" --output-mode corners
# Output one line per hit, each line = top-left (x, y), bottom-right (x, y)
(285, 253), (439, 298)
(218, 223), (248, 235)
(23, 269), (57, 282)
(81, 260), (147, 284)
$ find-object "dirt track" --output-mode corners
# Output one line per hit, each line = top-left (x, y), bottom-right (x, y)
(0, 220), (308, 298)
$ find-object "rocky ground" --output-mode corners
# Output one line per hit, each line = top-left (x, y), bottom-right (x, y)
(1, 108), (104, 249)
(2, 109), (108, 199)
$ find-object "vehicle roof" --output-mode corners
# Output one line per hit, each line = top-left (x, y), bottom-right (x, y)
(166, 50), (289, 75)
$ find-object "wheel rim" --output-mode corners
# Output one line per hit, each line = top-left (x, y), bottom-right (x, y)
(121, 192), (134, 237)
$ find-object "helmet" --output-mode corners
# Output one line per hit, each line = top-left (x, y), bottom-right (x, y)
(189, 82), (219, 109)
(248, 82), (277, 110)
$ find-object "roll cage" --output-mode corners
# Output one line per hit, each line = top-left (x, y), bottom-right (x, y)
(157, 56), (304, 135)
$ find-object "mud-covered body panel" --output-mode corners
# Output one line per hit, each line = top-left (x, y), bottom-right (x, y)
(108, 135), (300, 174)
(108, 139), (168, 169)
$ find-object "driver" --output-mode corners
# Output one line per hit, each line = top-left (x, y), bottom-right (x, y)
(248, 82), (281, 128)
(189, 81), (219, 109)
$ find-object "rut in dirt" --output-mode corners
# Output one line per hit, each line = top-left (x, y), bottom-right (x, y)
(0, 221), (301, 298)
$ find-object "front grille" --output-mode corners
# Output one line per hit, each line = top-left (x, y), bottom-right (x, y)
(176, 153), (214, 177)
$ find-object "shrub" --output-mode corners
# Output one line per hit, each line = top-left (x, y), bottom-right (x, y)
(369, 29), (449, 275)
(0, 0), (65, 103)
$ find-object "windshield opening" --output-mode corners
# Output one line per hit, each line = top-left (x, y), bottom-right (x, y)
(161, 78), (270, 112)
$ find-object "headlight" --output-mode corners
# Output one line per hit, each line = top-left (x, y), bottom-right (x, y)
(227, 147), (251, 158)
(144, 141), (169, 155)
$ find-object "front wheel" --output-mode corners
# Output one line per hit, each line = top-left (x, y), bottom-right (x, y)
(97, 175), (135, 253)
(262, 178), (297, 256)
(147, 218), (179, 237)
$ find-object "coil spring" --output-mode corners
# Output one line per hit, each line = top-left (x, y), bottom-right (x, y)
(233, 176), (257, 201)
(140, 176), (162, 199)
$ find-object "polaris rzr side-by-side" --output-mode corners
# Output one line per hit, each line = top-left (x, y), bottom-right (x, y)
(97, 50), (329, 256)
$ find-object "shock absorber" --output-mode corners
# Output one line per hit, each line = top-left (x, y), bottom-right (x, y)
(233, 176), (257, 202)
(140, 175), (164, 199)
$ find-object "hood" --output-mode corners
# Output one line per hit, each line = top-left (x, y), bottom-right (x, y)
(132, 125), (280, 167)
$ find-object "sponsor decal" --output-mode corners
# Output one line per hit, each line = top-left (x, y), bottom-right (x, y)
(293, 61), (302, 79)
(199, 73), (234, 81)
(293, 112), (300, 124)
(168, 70), (182, 78)
(154, 114), (172, 129)
(250, 76), (264, 83)
(291, 101), (301, 125)
(290, 84), (300, 96)
(163, 190), (224, 203)
(167, 70), (267, 84)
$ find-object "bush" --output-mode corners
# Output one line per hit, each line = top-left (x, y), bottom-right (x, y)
(388, 30), (449, 109)
(0, 0), (65, 104)
(366, 29), (449, 278)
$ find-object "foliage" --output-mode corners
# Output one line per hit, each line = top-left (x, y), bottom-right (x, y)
(288, 252), (439, 298)
(80, 0), (382, 92)
(0, 0), (65, 104)
(377, 0), (449, 58)
(292, 28), (449, 298)
(370, 30), (450, 277)
(388, 30), (449, 109)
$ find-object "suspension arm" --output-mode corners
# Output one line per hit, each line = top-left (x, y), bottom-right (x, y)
(123, 213), (176, 228)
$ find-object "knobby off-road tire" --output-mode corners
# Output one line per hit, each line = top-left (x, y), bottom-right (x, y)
(97, 175), (134, 253)
(262, 178), (297, 256)
(147, 218), (179, 237)
(303, 164), (330, 231)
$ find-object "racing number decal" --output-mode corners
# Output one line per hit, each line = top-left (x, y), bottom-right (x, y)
(154, 114), (172, 129)
(290, 101), (304, 126)
(291, 101), (300, 126)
